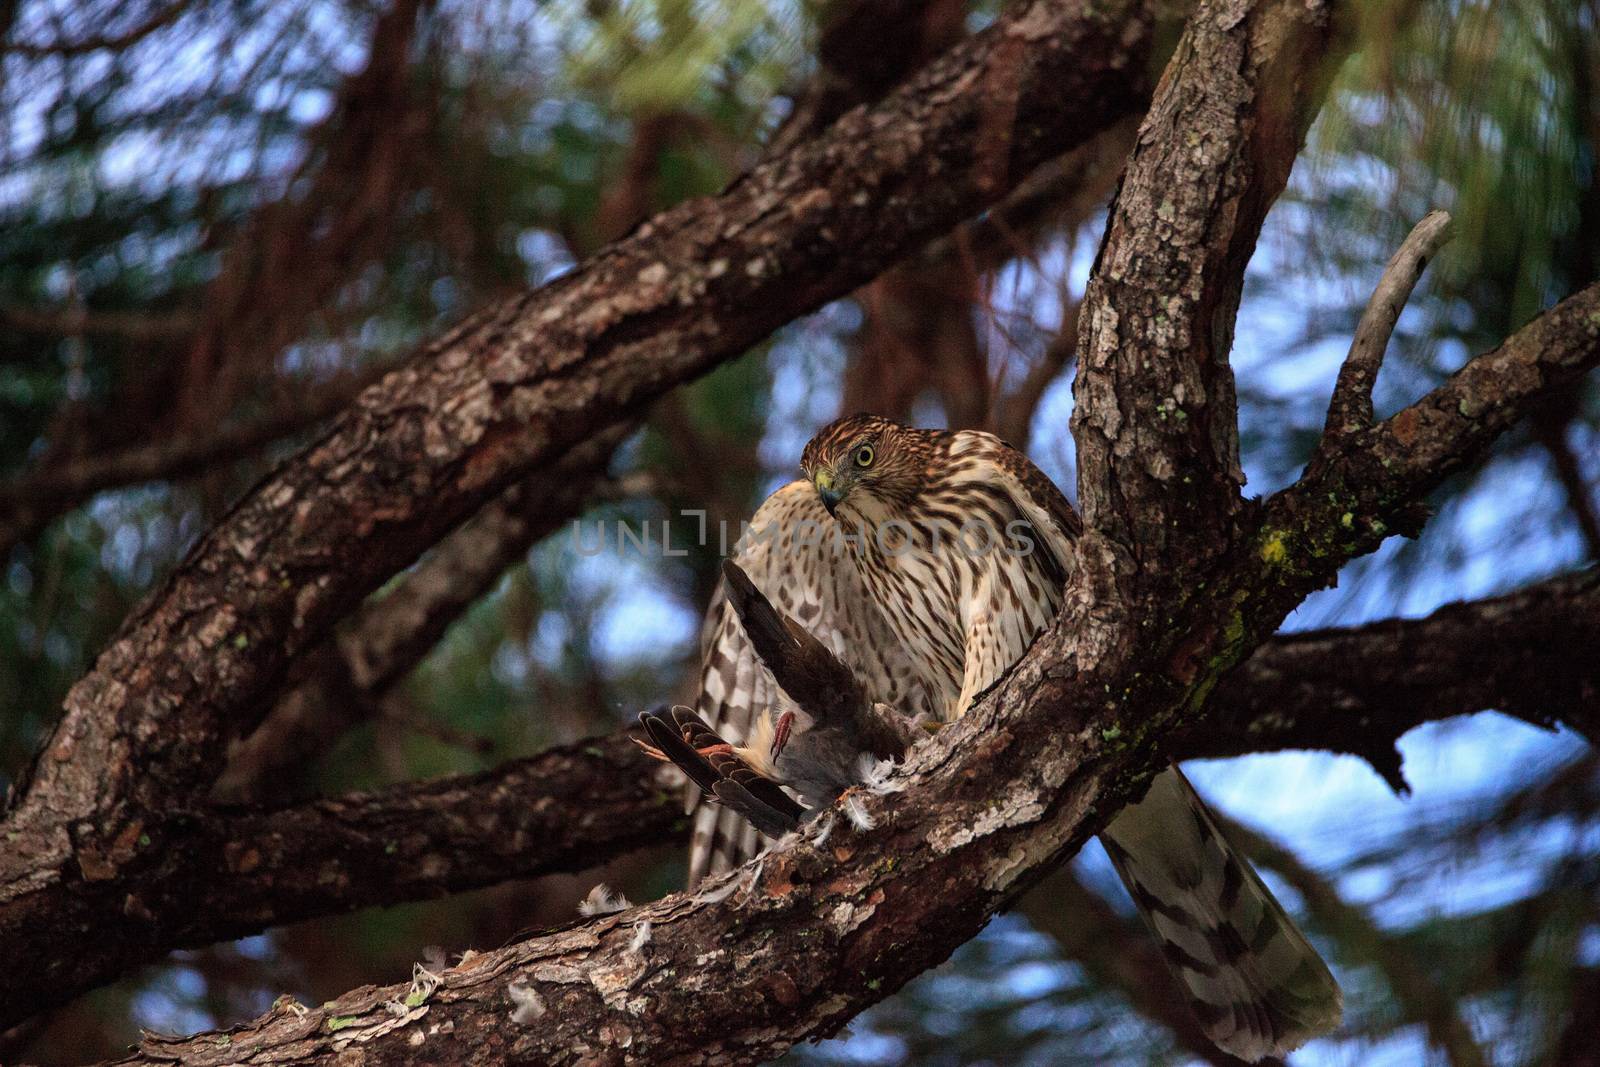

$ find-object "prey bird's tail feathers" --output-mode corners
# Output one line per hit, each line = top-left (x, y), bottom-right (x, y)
(637, 706), (804, 839)
(718, 558), (865, 720)
(1100, 768), (1342, 1063)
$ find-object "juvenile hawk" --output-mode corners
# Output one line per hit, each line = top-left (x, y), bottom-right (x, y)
(682, 413), (1341, 1061)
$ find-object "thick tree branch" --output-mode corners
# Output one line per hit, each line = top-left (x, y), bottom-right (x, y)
(12, 567), (1593, 1032)
(1186, 568), (1600, 780)
(2, 0), (1161, 1030)
(18, 0), (1600, 1059)
(0, 733), (682, 1030)
(1070, 0), (1342, 610)
(212, 428), (630, 801)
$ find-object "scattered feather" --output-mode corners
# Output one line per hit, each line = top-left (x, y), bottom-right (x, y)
(507, 979), (546, 1024)
(579, 883), (632, 917)
(700, 875), (742, 904)
(842, 791), (875, 831)
(628, 921), (653, 953)
(857, 754), (905, 794)
(384, 962), (442, 1014)
(807, 812), (836, 848)
(741, 857), (765, 897)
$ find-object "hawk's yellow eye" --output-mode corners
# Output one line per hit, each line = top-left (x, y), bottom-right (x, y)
(854, 445), (875, 468)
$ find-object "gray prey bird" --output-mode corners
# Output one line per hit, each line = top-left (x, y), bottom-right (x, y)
(636, 559), (923, 834)
(654, 414), (1342, 1062)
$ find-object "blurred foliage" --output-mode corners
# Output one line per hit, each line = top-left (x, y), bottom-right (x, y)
(0, 0), (1596, 1064)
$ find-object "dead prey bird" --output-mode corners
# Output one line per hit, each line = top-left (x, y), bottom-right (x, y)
(636, 559), (922, 836)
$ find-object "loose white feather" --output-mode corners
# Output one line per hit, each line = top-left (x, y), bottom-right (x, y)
(507, 979), (546, 1024)
(578, 883), (631, 917)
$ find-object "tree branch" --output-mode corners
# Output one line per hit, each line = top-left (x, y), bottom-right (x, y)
(0, 368), (385, 557)
(212, 427), (631, 801)
(1066, 0), (1346, 662)
(1265, 279), (1600, 593)
(1317, 209), (1454, 445)
(9, 568), (1593, 1029)
(1187, 568), (1600, 783)
(0, 732), (683, 1029)
(2, 0), (1162, 1030)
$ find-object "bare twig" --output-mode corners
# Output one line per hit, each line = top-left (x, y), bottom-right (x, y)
(5, 0), (192, 57)
(0, 366), (386, 555)
(1319, 210), (1454, 446)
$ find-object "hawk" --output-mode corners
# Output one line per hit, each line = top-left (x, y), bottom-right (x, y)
(677, 413), (1341, 1061)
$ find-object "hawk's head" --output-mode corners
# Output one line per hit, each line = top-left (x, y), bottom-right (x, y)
(800, 413), (932, 518)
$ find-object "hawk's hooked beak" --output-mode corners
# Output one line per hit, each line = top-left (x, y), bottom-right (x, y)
(813, 468), (843, 516)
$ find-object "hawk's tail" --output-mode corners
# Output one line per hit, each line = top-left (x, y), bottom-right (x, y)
(1099, 767), (1342, 1063)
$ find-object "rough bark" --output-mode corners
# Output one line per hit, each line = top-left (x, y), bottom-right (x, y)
(1, 0), (1161, 1030)
(23, 565), (1600, 1033)
(77, 2), (1378, 1061)
(7, 567), (1596, 1028)
(12, 0), (1600, 1059)
(212, 429), (630, 801)
(9, 733), (682, 1031)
